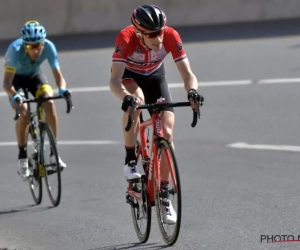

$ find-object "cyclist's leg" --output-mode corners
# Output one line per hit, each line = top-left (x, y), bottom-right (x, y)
(29, 71), (66, 168)
(122, 70), (145, 179)
(145, 64), (175, 179)
(11, 75), (30, 179)
(146, 64), (176, 222)
(122, 80), (144, 179)
(29, 71), (57, 138)
(122, 81), (144, 147)
(12, 76), (30, 148)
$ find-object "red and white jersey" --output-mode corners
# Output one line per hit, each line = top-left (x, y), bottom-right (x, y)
(112, 25), (187, 75)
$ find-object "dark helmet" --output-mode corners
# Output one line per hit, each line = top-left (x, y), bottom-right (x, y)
(131, 5), (166, 32)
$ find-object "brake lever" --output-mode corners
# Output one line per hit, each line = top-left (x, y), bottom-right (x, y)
(191, 97), (201, 128)
(195, 99), (201, 119)
(125, 103), (136, 132)
(65, 94), (74, 114)
(14, 99), (21, 121)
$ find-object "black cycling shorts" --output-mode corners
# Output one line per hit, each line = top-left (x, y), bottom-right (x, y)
(122, 64), (173, 115)
(12, 70), (48, 99)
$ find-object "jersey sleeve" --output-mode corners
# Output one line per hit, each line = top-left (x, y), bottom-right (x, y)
(164, 28), (187, 63)
(46, 41), (60, 69)
(4, 46), (18, 74)
(112, 31), (132, 64)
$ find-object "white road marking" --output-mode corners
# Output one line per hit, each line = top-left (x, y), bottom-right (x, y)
(227, 142), (300, 153)
(0, 78), (299, 97)
(0, 140), (121, 147)
(63, 86), (110, 92)
(257, 78), (300, 84)
(199, 80), (252, 86)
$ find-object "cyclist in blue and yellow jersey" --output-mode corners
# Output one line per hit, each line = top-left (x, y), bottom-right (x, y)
(2, 20), (71, 181)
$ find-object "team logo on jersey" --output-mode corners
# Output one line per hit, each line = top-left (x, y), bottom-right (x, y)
(177, 42), (183, 51)
(151, 52), (163, 61)
(150, 48), (166, 61)
(129, 52), (145, 62)
(136, 47), (142, 53)
(115, 44), (121, 53)
(150, 46), (167, 61)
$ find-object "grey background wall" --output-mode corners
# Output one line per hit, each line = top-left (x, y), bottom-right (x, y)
(0, 0), (300, 40)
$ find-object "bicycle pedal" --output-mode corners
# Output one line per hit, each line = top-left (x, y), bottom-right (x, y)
(131, 184), (141, 193)
(46, 170), (56, 175)
(31, 153), (38, 160)
(127, 178), (141, 183)
(126, 195), (133, 204)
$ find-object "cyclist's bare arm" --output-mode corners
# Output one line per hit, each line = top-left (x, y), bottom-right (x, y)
(110, 62), (131, 101)
(2, 71), (16, 97)
(52, 68), (66, 89)
(176, 58), (198, 92)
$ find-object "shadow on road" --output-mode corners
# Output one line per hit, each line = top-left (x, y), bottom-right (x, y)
(0, 204), (54, 218)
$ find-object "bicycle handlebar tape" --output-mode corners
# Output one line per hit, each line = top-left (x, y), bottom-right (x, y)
(191, 110), (198, 127)
(125, 107), (135, 132)
(14, 98), (21, 121)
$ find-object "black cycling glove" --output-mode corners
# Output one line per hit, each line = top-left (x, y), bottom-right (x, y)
(121, 95), (137, 112)
(187, 89), (204, 105)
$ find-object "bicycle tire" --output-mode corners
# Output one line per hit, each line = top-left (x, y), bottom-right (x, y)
(40, 123), (61, 207)
(130, 141), (151, 243)
(28, 118), (42, 205)
(155, 138), (182, 245)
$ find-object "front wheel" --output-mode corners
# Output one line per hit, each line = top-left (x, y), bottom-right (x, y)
(28, 121), (42, 205)
(129, 175), (152, 243)
(40, 123), (61, 207)
(155, 138), (182, 245)
(128, 141), (152, 243)
(28, 153), (42, 205)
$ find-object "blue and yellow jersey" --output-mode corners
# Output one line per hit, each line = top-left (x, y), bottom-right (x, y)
(4, 38), (60, 76)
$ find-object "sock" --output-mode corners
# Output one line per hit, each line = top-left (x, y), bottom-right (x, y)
(18, 144), (27, 159)
(125, 145), (136, 164)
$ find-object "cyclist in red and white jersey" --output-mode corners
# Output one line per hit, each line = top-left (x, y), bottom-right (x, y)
(109, 5), (203, 224)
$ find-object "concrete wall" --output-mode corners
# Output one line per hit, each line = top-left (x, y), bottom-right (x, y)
(1, 0), (300, 40)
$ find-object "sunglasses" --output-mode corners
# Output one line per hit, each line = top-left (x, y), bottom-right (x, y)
(25, 43), (44, 50)
(142, 29), (164, 38)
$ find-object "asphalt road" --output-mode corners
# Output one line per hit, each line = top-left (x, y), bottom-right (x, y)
(0, 19), (300, 250)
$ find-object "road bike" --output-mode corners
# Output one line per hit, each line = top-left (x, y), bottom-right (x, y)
(125, 99), (201, 245)
(14, 89), (73, 207)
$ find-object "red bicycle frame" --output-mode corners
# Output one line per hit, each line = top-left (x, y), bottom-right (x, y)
(127, 112), (177, 207)
(125, 100), (201, 245)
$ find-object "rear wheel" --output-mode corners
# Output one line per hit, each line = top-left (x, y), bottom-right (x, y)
(155, 138), (182, 245)
(40, 123), (61, 207)
(129, 141), (151, 243)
